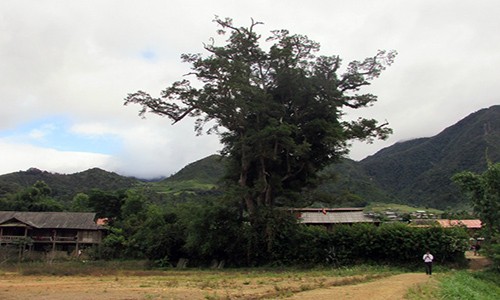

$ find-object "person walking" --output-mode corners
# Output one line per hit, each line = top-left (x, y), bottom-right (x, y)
(423, 250), (434, 275)
(474, 242), (481, 256)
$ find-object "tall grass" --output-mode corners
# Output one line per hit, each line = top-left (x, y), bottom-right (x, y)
(438, 270), (500, 300)
(408, 270), (500, 300)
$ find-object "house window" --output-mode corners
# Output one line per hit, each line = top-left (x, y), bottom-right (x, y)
(2, 227), (26, 236)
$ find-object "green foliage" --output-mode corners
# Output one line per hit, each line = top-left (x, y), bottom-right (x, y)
(95, 190), (188, 262)
(87, 183), (469, 267)
(121, 190), (147, 219)
(453, 162), (500, 269)
(129, 205), (187, 263)
(87, 189), (126, 219)
(56, 182), (468, 268)
(0, 167), (139, 205)
(266, 222), (468, 267)
(438, 270), (500, 299)
(99, 227), (127, 260)
(176, 201), (246, 265)
(163, 155), (226, 184)
(70, 193), (92, 212)
(242, 208), (305, 266)
(2, 180), (64, 211)
(312, 159), (394, 206)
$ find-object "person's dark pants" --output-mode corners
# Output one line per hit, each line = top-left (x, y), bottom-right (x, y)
(425, 262), (432, 275)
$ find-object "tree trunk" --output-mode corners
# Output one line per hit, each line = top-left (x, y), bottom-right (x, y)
(239, 149), (256, 217)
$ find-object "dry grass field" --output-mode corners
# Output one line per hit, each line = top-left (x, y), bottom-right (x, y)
(0, 266), (432, 300)
(0, 252), (490, 300)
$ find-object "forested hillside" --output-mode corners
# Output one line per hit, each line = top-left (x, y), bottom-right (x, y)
(360, 105), (500, 209)
(149, 155), (226, 200)
(313, 159), (396, 207)
(0, 167), (140, 204)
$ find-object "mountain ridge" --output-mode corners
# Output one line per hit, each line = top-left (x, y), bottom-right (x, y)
(359, 105), (500, 208)
(0, 167), (140, 204)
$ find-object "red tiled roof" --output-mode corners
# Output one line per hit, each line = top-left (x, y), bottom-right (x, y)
(436, 219), (482, 229)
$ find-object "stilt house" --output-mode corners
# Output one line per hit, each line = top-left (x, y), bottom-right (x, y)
(0, 211), (104, 254)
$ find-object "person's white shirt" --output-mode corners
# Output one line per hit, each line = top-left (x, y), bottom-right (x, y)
(423, 253), (433, 262)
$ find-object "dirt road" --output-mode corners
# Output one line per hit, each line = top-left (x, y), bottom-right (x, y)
(287, 273), (431, 300)
(287, 251), (492, 300)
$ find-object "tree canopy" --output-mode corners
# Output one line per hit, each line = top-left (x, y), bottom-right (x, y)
(125, 17), (396, 217)
(453, 162), (500, 269)
(453, 162), (500, 238)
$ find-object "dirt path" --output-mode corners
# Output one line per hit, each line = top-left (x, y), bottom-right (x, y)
(466, 251), (493, 270)
(287, 251), (492, 300)
(287, 273), (431, 300)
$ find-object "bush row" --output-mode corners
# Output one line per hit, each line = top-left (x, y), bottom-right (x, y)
(269, 222), (469, 267)
(97, 203), (470, 268)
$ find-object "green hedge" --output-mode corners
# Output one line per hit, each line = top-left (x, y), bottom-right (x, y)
(269, 222), (470, 267)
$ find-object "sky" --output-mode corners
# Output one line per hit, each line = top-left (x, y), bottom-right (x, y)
(1, 0), (499, 179)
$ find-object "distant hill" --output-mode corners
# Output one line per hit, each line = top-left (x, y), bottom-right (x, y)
(314, 158), (396, 206)
(359, 105), (500, 209)
(150, 155), (227, 196)
(0, 167), (140, 204)
(162, 154), (226, 184)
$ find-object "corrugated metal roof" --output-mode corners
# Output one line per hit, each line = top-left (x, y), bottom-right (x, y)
(436, 219), (482, 229)
(0, 211), (103, 230)
(289, 208), (364, 213)
(299, 211), (375, 224)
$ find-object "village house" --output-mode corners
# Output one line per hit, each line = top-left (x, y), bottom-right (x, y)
(436, 219), (482, 235)
(0, 211), (105, 257)
(290, 208), (379, 230)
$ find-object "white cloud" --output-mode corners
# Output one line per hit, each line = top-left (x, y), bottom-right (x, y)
(70, 122), (120, 137)
(0, 139), (114, 175)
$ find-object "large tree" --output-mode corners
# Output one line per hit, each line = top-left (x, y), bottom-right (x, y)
(125, 17), (396, 217)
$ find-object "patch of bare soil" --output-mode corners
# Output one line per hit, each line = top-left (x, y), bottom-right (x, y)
(465, 250), (493, 270)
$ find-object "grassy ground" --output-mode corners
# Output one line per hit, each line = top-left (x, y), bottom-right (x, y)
(406, 270), (500, 299)
(438, 270), (500, 300)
